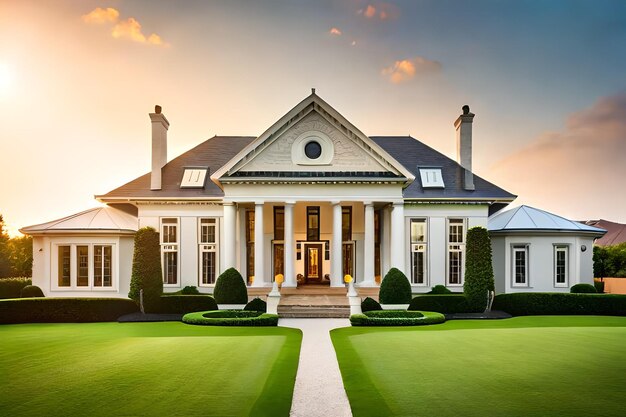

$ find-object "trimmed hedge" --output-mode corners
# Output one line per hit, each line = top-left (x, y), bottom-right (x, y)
(350, 310), (445, 326)
(408, 294), (471, 313)
(463, 227), (495, 311)
(428, 285), (452, 294)
(379, 268), (412, 304)
(181, 286), (200, 295)
(213, 268), (248, 304)
(244, 297), (267, 312)
(570, 283), (597, 293)
(0, 277), (32, 299)
(492, 293), (626, 316)
(20, 285), (44, 298)
(128, 227), (163, 312)
(158, 295), (218, 314)
(182, 310), (279, 326)
(0, 298), (139, 324)
(361, 297), (382, 312)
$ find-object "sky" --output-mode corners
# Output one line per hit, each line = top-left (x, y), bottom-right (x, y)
(0, 0), (625, 235)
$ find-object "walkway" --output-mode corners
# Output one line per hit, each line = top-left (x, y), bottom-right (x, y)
(280, 318), (353, 417)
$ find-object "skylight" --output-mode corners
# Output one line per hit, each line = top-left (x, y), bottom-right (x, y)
(419, 168), (445, 188)
(180, 168), (208, 188)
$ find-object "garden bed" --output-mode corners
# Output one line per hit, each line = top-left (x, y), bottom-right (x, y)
(350, 310), (445, 326)
(183, 310), (279, 326)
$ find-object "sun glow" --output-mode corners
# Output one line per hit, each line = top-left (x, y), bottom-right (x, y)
(0, 62), (16, 97)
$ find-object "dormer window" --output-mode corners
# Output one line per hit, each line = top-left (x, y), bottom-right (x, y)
(180, 168), (208, 188)
(419, 168), (445, 188)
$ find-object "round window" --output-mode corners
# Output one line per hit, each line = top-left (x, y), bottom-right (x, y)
(304, 141), (322, 160)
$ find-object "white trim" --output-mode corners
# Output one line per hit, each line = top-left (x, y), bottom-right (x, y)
(160, 217), (180, 287)
(198, 217), (219, 287)
(553, 244), (569, 288)
(511, 244), (529, 287)
(446, 218), (466, 286)
(409, 218), (428, 286)
(50, 242), (118, 291)
(291, 130), (334, 165)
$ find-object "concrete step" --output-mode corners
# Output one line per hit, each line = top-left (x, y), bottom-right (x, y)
(278, 304), (351, 318)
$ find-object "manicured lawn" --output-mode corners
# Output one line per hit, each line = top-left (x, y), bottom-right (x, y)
(331, 316), (626, 417)
(0, 322), (302, 417)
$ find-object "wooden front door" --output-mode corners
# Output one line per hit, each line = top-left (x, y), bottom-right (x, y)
(304, 244), (323, 283)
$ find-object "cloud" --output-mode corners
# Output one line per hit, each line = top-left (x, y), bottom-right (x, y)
(489, 92), (626, 220)
(381, 56), (442, 83)
(329, 27), (342, 36)
(82, 7), (119, 24)
(82, 7), (167, 46)
(357, 3), (399, 20)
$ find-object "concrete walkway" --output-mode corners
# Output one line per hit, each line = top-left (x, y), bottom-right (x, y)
(280, 318), (353, 417)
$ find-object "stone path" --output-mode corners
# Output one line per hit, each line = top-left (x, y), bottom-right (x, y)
(280, 318), (353, 417)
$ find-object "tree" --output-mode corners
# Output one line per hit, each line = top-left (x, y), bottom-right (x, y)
(129, 227), (163, 312)
(7, 235), (33, 277)
(593, 245), (609, 280)
(0, 215), (11, 278)
(463, 226), (495, 312)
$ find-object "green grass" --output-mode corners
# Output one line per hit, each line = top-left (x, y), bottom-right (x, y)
(331, 316), (626, 417)
(0, 322), (302, 417)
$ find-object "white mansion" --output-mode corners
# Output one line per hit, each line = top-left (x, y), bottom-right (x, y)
(22, 91), (604, 297)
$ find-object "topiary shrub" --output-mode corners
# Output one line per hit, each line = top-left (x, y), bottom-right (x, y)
(594, 281), (605, 294)
(361, 297), (382, 312)
(379, 268), (412, 304)
(128, 227), (163, 312)
(183, 310), (278, 326)
(181, 286), (200, 295)
(463, 227), (494, 312)
(213, 268), (248, 304)
(244, 297), (267, 312)
(158, 295), (217, 314)
(570, 283), (597, 293)
(428, 285), (452, 294)
(20, 285), (44, 298)
(350, 310), (445, 326)
(0, 277), (32, 299)
(408, 294), (470, 313)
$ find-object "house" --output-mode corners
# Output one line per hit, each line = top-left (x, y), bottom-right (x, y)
(582, 219), (626, 247)
(21, 91), (601, 297)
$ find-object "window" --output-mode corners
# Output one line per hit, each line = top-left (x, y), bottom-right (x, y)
(419, 168), (445, 188)
(246, 210), (255, 285)
(307, 206), (320, 241)
(161, 218), (179, 285)
(554, 245), (568, 287)
(199, 218), (218, 285)
(180, 168), (208, 188)
(512, 245), (529, 286)
(94, 245), (112, 287)
(410, 219), (427, 285)
(58, 245), (71, 287)
(447, 219), (466, 285)
(77, 245), (89, 287)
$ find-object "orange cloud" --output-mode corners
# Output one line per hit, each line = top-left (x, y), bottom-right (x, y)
(358, 3), (399, 20)
(82, 7), (119, 24)
(381, 57), (442, 83)
(329, 27), (342, 36)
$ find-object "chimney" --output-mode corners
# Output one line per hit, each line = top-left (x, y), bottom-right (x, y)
(149, 105), (169, 190)
(454, 105), (475, 191)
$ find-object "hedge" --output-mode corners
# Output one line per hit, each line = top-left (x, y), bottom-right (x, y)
(350, 310), (445, 326)
(570, 283), (597, 293)
(0, 298), (139, 324)
(428, 285), (452, 294)
(244, 297), (267, 312)
(0, 277), (32, 299)
(182, 310), (279, 326)
(463, 226), (495, 311)
(492, 293), (626, 316)
(361, 297), (382, 312)
(20, 285), (44, 298)
(158, 295), (218, 314)
(408, 294), (471, 313)
(128, 227), (163, 312)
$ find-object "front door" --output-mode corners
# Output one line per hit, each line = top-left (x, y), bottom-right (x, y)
(304, 244), (323, 283)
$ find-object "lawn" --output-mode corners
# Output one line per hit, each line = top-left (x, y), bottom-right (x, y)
(331, 316), (626, 417)
(0, 322), (302, 417)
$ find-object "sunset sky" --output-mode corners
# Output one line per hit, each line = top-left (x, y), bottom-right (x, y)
(1, 0), (625, 235)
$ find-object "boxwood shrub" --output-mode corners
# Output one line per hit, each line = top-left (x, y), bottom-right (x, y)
(20, 285), (44, 298)
(361, 297), (382, 312)
(0, 298), (139, 324)
(570, 283), (597, 293)
(428, 285), (452, 294)
(408, 294), (471, 313)
(244, 297), (267, 312)
(0, 277), (32, 299)
(379, 268), (412, 304)
(182, 310), (279, 326)
(492, 293), (626, 316)
(350, 310), (445, 326)
(158, 295), (218, 314)
(213, 268), (248, 304)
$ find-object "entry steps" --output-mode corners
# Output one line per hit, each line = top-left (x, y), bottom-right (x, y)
(277, 304), (351, 318)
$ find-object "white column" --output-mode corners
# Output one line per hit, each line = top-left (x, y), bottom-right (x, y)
(283, 202), (296, 287)
(223, 202), (237, 271)
(390, 202), (405, 274)
(362, 202), (376, 286)
(331, 202), (343, 287)
(253, 202), (265, 287)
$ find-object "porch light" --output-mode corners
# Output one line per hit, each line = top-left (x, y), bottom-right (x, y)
(344, 274), (353, 283)
(275, 274), (284, 285)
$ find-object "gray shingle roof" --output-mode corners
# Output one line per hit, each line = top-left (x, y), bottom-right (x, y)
(488, 205), (606, 235)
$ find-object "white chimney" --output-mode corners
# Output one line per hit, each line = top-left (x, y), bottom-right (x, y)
(454, 105), (475, 191)
(149, 105), (169, 190)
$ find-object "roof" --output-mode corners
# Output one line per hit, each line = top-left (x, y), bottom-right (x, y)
(20, 206), (138, 235)
(488, 205), (606, 235)
(583, 219), (626, 246)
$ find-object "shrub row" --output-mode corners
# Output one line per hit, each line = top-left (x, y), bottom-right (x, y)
(350, 310), (445, 326)
(0, 277), (32, 299)
(182, 310), (279, 326)
(492, 293), (626, 316)
(158, 295), (218, 314)
(408, 294), (474, 313)
(0, 298), (138, 324)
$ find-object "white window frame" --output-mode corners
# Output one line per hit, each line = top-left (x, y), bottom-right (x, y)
(160, 218), (180, 287)
(180, 167), (208, 188)
(553, 244), (569, 288)
(93, 245), (114, 288)
(198, 218), (219, 287)
(51, 243), (117, 291)
(409, 218), (428, 286)
(511, 244), (529, 287)
(446, 218), (466, 286)
(419, 168), (445, 188)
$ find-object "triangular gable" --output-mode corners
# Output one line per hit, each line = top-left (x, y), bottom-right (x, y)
(211, 91), (415, 187)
